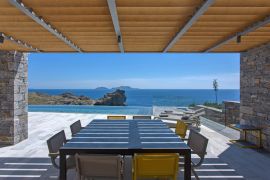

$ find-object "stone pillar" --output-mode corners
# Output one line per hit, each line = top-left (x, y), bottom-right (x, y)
(0, 51), (28, 145)
(240, 42), (270, 151)
(223, 101), (240, 125)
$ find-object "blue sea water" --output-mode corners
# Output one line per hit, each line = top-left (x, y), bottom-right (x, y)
(28, 89), (239, 115)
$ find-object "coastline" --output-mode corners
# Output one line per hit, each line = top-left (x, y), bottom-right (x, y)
(29, 89), (240, 107)
(28, 89), (126, 106)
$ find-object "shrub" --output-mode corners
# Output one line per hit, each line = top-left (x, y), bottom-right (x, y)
(203, 101), (222, 109)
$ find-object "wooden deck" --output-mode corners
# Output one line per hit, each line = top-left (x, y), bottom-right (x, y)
(0, 112), (269, 179)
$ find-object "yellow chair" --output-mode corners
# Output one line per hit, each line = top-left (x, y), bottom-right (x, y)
(133, 153), (179, 180)
(107, 115), (126, 120)
(175, 120), (188, 139)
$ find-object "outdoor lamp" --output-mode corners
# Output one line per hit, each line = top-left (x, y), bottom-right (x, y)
(0, 34), (4, 44)
(237, 35), (241, 44)
(118, 35), (122, 43)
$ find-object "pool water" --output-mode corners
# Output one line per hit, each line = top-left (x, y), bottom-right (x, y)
(28, 105), (153, 115)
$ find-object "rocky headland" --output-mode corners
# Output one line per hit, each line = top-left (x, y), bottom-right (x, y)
(29, 89), (126, 106)
(94, 89), (126, 106)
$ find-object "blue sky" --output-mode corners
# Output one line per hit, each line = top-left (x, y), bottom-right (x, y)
(29, 53), (240, 89)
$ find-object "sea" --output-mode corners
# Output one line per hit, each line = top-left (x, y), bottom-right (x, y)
(28, 89), (240, 115)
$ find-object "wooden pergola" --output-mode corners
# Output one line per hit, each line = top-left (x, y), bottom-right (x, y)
(1, 0), (270, 168)
(0, 0), (269, 53)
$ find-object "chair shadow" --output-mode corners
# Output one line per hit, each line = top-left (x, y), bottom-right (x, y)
(0, 156), (245, 180)
(0, 157), (76, 180)
(178, 157), (244, 180)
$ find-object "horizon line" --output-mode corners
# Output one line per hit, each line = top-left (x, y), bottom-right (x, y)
(29, 88), (240, 90)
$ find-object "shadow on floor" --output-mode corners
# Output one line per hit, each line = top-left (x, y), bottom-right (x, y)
(218, 143), (270, 180)
(0, 156), (244, 180)
(201, 118), (270, 179)
(0, 157), (76, 180)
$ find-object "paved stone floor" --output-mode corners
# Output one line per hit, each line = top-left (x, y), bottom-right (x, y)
(0, 112), (269, 179)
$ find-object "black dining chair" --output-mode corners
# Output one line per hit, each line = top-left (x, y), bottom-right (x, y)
(70, 120), (82, 137)
(180, 129), (209, 180)
(47, 130), (75, 170)
(132, 115), (152, 120)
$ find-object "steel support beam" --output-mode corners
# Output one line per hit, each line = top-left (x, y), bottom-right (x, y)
(9, 0), (82, 52)
(1, 32), (40, 52)
(163, 0), (215, 52)
(205, 15), (270, 52)
(107, 0), (124, 53)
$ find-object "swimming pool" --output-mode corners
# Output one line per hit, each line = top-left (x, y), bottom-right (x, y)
(28, 105), (153, 115)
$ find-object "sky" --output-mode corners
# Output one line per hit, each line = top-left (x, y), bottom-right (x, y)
(28, 53), (240, 89)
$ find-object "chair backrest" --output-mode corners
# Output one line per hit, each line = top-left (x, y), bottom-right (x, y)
(75, 154), (122, 180)
(187, 129), (208, 158)
(133, 116), (152, 120)
(133, 153), (179, 180)
(47, 130), (67, 154)
(175, 121), (188, 138)
(70, 120), (82, 136)
(107, 115), (126, 120)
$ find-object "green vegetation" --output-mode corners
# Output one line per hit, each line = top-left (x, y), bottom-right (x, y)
(188, 103), (196, 107)
(188, 101), (222, 109)
(29, 90), (127, 106)
(203, 102), (222, 109)
(28, 92), (94, 105)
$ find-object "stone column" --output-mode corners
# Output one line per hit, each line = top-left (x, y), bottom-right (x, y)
(0, 51), (28, 145)
(240, 42), (270, 151)
(223, 101), (240, 125)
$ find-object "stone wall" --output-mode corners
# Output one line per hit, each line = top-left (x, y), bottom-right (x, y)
(240, 42), (270, 151)
(224, 101), (240, 125)
(0, 51), (28, 145)
(196, 101), (240, 126)
(197, 105), (225, 125)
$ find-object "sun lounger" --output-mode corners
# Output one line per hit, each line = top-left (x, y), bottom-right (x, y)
(160, 110), (184, 117)
(155, 111), (205, 129)
(181, 107), (205, 115)
(157, 118), (196, 128)
(159, 114), (169, 117)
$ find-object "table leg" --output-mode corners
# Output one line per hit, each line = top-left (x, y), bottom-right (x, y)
(184, 151), (191, 180)
(59, 151), (66, 180)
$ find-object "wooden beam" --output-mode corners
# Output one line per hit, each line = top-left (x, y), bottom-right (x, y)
(107, 0), (124, 52)
(163, 0), (215, 52)
(0, 32), (40, 52)
(205, 15), (270, 52)
(9, 0), (82, 52)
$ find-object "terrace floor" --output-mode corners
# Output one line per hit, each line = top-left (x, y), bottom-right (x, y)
(0, 112), (270, 179)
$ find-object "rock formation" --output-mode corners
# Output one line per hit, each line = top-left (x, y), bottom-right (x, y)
(94, 89), (126, 106)
(29, 90), (126, 106)
(29, 92), (94, 105)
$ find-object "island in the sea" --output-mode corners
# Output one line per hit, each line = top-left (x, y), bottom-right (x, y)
(29, 89), (126, 106)
(95, 86), (139, 91)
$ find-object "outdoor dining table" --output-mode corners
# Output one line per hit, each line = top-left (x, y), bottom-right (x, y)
(59, 119), (191, 180)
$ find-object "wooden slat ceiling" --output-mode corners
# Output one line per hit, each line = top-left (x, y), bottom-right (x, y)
(117, 0), (203, 52)
(0, 0), (269, 53)
(170, 0), (270, 52)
